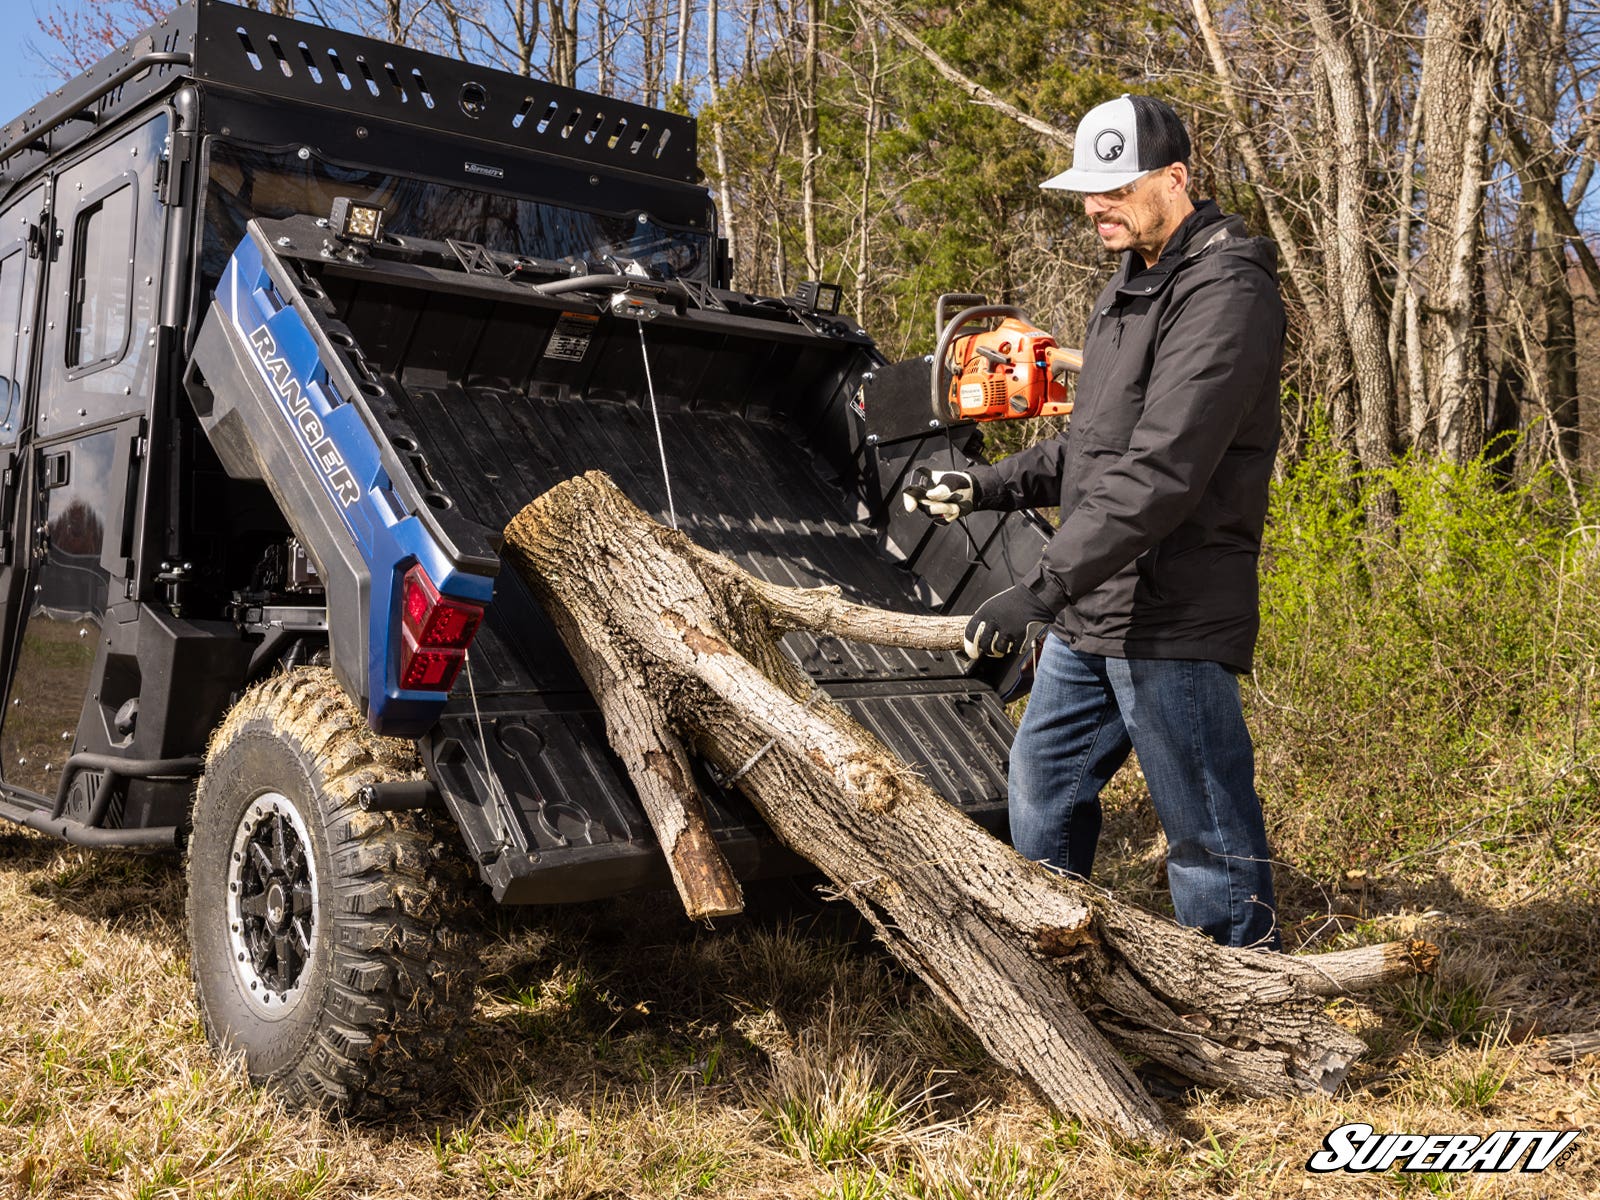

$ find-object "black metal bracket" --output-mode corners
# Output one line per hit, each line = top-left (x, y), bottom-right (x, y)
(357, 780), (442, 812)
(49, 752), (203, 825)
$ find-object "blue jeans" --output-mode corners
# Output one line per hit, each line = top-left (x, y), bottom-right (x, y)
(1009, 635), (1280, 950)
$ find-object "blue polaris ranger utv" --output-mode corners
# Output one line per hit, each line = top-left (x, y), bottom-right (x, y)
(0, 0), (1049, 1110)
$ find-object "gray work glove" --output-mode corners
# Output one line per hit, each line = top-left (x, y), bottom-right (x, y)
(901, 468), (976, 524)
(963, 585), (1056, 659)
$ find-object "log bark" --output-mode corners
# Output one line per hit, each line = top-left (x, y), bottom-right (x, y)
(501, 472), (1435, 1139)
(1545, 1031), (1600, 1064)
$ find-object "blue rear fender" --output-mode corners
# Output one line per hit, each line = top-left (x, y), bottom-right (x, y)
(215, 234), (496, 737)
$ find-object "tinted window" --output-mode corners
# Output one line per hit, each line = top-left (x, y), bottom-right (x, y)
(0, 250), (22, 444)
(68, 185), (134, 369)
(0, 428), (119, 796)
(37, 116), (165, 437)
(203, 142), (713, 287)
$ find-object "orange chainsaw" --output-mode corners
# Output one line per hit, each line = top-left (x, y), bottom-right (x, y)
(930, 293), (1082, 424)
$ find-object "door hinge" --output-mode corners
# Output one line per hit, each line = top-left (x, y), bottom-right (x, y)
(158, 129), (194, 207)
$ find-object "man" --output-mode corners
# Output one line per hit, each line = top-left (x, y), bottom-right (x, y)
(907, 94), (1285, 950)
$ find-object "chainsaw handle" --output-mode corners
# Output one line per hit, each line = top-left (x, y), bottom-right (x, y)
(1047, 346), (1084, 374)
(931, 302), (1026, 423)
(935, 293), (997, 338)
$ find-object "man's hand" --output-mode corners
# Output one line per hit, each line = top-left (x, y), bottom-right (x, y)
(900, 468), (976, 524)
(963, 585), (1056, 658)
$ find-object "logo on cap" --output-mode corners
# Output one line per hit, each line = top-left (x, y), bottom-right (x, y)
(1095, 130), (1126, 162)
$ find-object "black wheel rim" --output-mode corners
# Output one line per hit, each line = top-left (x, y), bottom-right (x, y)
(226, 792), (318, 1018)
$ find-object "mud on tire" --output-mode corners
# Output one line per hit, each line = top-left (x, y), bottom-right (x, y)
(186, 667), (481, 1114)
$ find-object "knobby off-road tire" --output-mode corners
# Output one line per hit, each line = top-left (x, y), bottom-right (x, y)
(186, 667), (482, 1114)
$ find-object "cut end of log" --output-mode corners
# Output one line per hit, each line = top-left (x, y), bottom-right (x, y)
(669, 819), (745, 919)
(1307, 1048), (1359, 1096)
(1401, 938), (1441, 976)
(1279, 938), (1442, 997)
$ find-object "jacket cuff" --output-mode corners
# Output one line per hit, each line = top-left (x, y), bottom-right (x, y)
(964, 464), (1003, 510)
(1022, 563), (1070, 613)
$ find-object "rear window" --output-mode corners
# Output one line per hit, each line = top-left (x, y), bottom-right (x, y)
(68, 185), (135, 370)
(0, 250), (23, 443)
(202, 142), (713, 288)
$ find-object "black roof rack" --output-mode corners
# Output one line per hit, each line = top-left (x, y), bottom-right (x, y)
(1, 0), (699, 192)
(0, 5), (195, 189)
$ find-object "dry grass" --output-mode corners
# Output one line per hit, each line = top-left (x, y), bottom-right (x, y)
(0, 783), (1596, 1200)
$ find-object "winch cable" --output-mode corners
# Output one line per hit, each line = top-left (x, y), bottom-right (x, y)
(462, 650), (512, 854)
(636, 321), (680, 531)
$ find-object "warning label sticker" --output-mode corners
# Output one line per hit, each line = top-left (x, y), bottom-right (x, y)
(543, 311), (600, 362)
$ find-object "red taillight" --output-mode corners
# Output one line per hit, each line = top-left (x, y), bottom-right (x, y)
(400, 647), (461, 690)
(403, 565), (483, 649)
(398, 564), (485, 692)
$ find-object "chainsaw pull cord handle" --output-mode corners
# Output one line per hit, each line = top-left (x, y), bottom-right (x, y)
(930, 304), (1024, 423)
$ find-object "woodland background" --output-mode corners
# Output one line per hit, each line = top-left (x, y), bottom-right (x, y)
(34, 0), (1600, 492)
(0, 2), (1596, 1197)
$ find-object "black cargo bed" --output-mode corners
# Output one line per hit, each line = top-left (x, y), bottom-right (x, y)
(398, 384), (1016, 902)
(241, 226), (1049, 903)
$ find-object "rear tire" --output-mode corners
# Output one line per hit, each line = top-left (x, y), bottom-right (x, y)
(186, 668), (480, 1114)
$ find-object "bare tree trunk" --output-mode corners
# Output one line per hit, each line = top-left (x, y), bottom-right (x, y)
(500, 472), (1437, 1141)
(1306, 0), (1397, 503)
(545, 0), (580, 86)
(672, 0), (693, 103)
(1422, 0), (1503, 462)
(849, 1), (882, 321)
(1189, 0), (1360, 446)
(743, 0), (758, 75)
(707, 0), (738, 269)
(513, 0), (540, 75)
(741, 10), (798, 296)
(1188, 0), (1331, 328)
(1387, 81), (1427, 447)
(1309, 63), (1359, 453)
(643, 0), (663, 105)
(1537, 202), (1580, 469)
(596, 0), (613, 91)
(799, 0), (822, 280)
(1508, 0), (1580, 473)
(438, 0), (476, 63)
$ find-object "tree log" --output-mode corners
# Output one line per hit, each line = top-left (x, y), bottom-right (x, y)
(501, 472), (1434, 1139)
(1544, 1031), (1600, 1065)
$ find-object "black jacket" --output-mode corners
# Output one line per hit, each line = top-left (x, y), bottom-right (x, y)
(967, 201), (1284, 671)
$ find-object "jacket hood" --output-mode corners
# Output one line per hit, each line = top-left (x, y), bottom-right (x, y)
(1207, 221), (1280, 281)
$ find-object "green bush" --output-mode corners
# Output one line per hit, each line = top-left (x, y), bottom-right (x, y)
(1251, 438), (1600, 877)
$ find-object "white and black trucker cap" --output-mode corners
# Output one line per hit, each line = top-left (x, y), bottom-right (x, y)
(1040, 94), (1191, 193)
